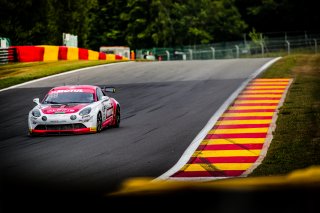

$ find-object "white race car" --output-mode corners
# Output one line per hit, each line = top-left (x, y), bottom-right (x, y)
(28, 85), (120, 135)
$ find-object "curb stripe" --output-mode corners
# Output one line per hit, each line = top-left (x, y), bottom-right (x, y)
(193, 150), (261, 157)
(198, 144), (264, 150)
(247, 85), (287, 90)
(219, 116), (273, 120)
(229, 106), (277, 110)
(154, 61), (295, 180)
(189, 156), (259, 163)
(249, 84), (289, 86)
(245, 88), (286, 90)
(201, 138), (266, 145)
(181, 163), (253, 171)
(216, 120), (272, 125)
(232, 103), (278, 106)
(237, 97), (281, 100)
(239, 94), (282, 97)
(209, 128), (269, 134)
(241, 92), (284, 94)
(234, 100), (280, 104)
(214, 124), (270, 129)
(205, 133), (267, 139)
(163, 78), (292, 180)
(225, 109), (275, 113)
(253, 79), (290, 81)
(172, 170), (245, 177)
(222, 112), (274, 117)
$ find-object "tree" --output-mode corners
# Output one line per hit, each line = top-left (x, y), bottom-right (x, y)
(120, 0), (247, 48)
(46, 0), (98, 48)
(235, 0), (320, 33)
(0, 0), (97, 47)
(0, 0), (49, 45)
(88, 0), (128, 50)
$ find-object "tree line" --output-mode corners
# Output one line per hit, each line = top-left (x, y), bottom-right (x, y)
(0, 0), (318, 50)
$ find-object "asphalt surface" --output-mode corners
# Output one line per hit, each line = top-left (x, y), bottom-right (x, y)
(0, 59), (278, 211)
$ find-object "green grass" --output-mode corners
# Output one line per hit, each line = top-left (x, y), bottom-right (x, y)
(0, 60), (125, 89)
(250, 54), (320, 176)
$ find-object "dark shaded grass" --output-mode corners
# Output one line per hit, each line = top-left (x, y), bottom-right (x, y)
(251, 54), (320, 176)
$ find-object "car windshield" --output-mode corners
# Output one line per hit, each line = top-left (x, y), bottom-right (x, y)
(43, 92), (94, 104)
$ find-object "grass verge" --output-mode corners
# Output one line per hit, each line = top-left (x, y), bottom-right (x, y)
(250, 54), (320, 176)
(0, 60), (125, 89)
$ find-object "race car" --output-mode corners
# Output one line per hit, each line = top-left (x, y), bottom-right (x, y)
(28, 85), (120, 135)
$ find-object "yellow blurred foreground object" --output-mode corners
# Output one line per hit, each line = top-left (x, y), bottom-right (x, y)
(110, 166), (320, 196)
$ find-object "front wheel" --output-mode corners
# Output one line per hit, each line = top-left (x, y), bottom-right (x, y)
(96, 112), (102, 133)
(114, 107), (120, 128)
(28, 130), (35, 137)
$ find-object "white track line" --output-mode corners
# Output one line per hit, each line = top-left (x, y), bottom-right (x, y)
(155, 57), (282, 181)
(0, 61), (132, 93)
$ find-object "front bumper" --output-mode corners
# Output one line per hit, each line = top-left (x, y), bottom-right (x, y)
(28, 113), (96, 135)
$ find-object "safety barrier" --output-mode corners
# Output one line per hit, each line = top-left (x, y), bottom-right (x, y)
(67, 47), (79, 60)
(38, 45), (59, 61)
(88, 50), (99, 60)
(15, 46), (44, 62)
(99, 52), (106, 60)
(106, 54), (116, 61)
(5, 45), (129, 63)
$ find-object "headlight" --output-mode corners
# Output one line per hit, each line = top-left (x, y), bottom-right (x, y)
(79, 107), (91, 116)
(32, 109), (41, 117)
(70, 115), (77, 120)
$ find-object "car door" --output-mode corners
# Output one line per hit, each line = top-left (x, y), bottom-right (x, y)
(96, 88), (109, 122)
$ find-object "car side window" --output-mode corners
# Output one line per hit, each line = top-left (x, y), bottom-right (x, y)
(96, 88), (104, 101)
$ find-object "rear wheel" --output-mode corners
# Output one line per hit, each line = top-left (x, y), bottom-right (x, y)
(96, 112), (102, 133)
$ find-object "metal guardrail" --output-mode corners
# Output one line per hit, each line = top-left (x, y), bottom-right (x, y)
(136, 33), (320, 60)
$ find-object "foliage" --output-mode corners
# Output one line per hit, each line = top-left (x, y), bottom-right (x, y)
(235, 0), (319, 33)
(248, 28), (264, 44)
(0, 0), (97, 48)
(0, 0), (318, 49)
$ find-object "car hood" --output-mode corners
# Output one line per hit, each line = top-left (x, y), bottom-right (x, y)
(40, 103), (90, 114)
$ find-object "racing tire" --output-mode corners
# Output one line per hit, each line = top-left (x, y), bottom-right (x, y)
(114, 107), (120, 128)
(96, 112), (103, 133)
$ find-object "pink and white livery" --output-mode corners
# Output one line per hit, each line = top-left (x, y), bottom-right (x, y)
(28, 85), (120, 135)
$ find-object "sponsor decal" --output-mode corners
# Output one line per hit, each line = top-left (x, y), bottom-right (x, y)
(54, 111), (66, 114)
(50, 120), (67, 123)
(49, 109), (75, 113)
(51, 89), (83, 93)
(42, 103), (89, 114)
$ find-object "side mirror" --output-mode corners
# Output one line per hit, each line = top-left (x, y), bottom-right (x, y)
(33, 98), (40, 105)
(103, 87), (116, 93)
